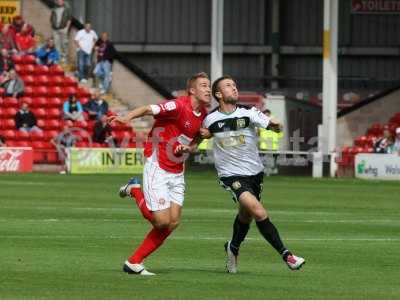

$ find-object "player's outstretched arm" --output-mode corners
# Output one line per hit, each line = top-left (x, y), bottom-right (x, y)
(107, 105), (154, 124)
(266, 117), (283, 133)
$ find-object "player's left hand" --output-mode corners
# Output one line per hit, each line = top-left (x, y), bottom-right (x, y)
(174, 144), (191, 155)
(200, 128), (212, 139)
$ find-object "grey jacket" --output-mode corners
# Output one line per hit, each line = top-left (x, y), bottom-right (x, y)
(50, 2), (72, 30)
(1, 77), (25, 95)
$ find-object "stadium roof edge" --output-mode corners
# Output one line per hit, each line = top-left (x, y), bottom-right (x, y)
(39, 0), (174, 99)
(337, 84), (400, 118)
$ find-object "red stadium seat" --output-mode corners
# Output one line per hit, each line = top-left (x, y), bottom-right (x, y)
(24, 86), (34, 97)
(44, 130), (59, 140)
(4, 107), (18, 117)
(21, 55), (36, 64)
(4, 119), (15, 129)
(15, 64), (35, 75)
(32, 108), (46, 119)
(74, 120), (88, 128)
(21, 75), (35, 86)
(80, 97), (89, 105)
(76, 87), (91, 98)
(75, 141), (89, 147)
(36, 75), (50, 87)
(12, 55), (22, 64)
(46, 97), (62, 108)
(36, 119), (45, 128)
(30, 130), (45, 141)
(3, 130), (16, 140)
(46, 150), (60, 164)
(32, 86), (48, 97)
(44, 119), (61, 130)
(15, 130), (30, 141)
(31, 97), (47, 108)
(63, 120), (74, 128)
(49, 86), (63, 97)
(0, 87), (4, 96)
(34, 65), (49, 76)
(3, 97), (19, 108)
(62, 86), (77, 97)
(49, 64), (64, 76)
(63, 76), (78, 87)
(48, 76), (63, 87)
(15, 141), (30, 147)
(19, 96), (33, 106)
(48, 108), (61, 119)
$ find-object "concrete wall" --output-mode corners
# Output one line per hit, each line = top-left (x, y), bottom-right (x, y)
(337, 89), (400, 148)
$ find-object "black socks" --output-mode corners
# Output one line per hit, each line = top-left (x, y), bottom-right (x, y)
(230, 215), (250, 256)
(256, 217), (287, 255)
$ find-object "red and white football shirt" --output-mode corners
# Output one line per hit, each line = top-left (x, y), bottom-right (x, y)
(144, 96), (207, 173)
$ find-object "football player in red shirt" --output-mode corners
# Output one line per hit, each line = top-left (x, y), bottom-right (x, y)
(108, 72), (211, 275)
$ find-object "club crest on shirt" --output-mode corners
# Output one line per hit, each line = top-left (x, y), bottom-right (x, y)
(232, 181), (241, 190)
(158, 198), (166, 205)
(184, 121), (191, 128)
(237, 118), (246, 129)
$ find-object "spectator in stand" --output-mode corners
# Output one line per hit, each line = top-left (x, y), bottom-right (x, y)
(1, 69), (24, 97)
(93, 114), (115, 145)
(374, 128), (393, 154)
(10, 16), (35, 37)
(393, 127), (400, 155)
(74, 23), (98, 83)
(94, 32), (116, 93)
(15, 24), (36, 55)
(50, 0), (72, 63)
(35, 37), (60, 66)
(63, 94), (85, 121)
(0, 48), (14, 76)
(14, 102), (42, 133)
(84, 90), (109, 120)
(0, 135), (5, 147)
(0, 24), (17, 53)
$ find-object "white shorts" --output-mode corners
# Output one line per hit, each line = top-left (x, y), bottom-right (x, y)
(142, 154), (185, 212)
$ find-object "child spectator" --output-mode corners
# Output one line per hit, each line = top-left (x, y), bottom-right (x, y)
(0, 48), (14, 76)
(63, 94), (85, 121)
(93, 115), (115, 145)
(0, 24), (17, 53)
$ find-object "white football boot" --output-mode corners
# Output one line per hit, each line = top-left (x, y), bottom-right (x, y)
(123, 261), (155, 276)
(224, 241), (238, 274)
(119, 177), (141, 198)
(284, 252), (305, 270)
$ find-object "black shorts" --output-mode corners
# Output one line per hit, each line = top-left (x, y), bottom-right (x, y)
(219, 172), (264, 202)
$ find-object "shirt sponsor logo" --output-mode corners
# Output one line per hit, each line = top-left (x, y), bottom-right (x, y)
(218, 122), (225, 128)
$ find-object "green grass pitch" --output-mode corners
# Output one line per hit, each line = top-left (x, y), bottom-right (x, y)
(0, 171), (399, 300)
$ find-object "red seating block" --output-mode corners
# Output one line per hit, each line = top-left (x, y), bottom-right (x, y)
(45, 130), (59, 140)
(2, 129), (16, 140)
(49, 64), (64, 76)
(4, 119), (15, 129)
(22, 55), (36, 64)
(32, 108), (46, 119)
(63, 86), (77, 97)
(76, 87), (91, 98)
(30, 130), (45, 141)
(15, 130), (30, 141)
(48, 108), (61, 119)
(48, 76), (63, 87)
(63, 76), (78, 87)
(3, 97), (19, 108)
(24, 86), (34, 97)
(44, 119), (61, 130)
(32, 86), (48, 97)
(49, 86), (63, 97)
(36, 75), (50, 86)
(34, 65), (49, 76)
(31, 97), (47, 108)
(21, 75), (35, 86)
(19, 96), (33, 106)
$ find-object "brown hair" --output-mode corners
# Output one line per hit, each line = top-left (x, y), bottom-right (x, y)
(186, 72), (209, 94)
(212, 75), (234, 101)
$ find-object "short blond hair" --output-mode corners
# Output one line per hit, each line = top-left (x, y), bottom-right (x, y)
(186, 72), (209, 94)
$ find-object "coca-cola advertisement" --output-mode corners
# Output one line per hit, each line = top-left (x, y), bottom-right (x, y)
(0, 148), (33, 173)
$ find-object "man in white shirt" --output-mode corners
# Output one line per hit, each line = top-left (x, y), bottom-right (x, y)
(202, 75), (305, 274)
(74, 23), (98, 83)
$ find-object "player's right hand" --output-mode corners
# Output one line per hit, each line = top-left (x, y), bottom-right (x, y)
(200, 128), (212, 139)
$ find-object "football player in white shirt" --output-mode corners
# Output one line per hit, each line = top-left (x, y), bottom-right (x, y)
(201, 76), (305, 273)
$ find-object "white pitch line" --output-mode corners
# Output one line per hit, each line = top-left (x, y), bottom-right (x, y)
(0, 235), (399, 242)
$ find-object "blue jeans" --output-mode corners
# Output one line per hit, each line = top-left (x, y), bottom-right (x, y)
(77, 50), (92, 80)
(94, 60), (112, 91)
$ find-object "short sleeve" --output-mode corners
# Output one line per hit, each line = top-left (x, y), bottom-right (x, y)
(249, 107), (270, 128)
(152, 100), (182, 119)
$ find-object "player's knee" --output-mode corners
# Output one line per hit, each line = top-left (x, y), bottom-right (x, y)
(153, 220), (170, 230)
(169, 220), (180, 231)
(253, 207), (267, 221)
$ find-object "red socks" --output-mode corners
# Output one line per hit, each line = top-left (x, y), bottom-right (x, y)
(130, 187), (154, 222)
(128, 227), (172, 264)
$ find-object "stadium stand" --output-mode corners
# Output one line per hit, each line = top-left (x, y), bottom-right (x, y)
(0, 54), (137, 165)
